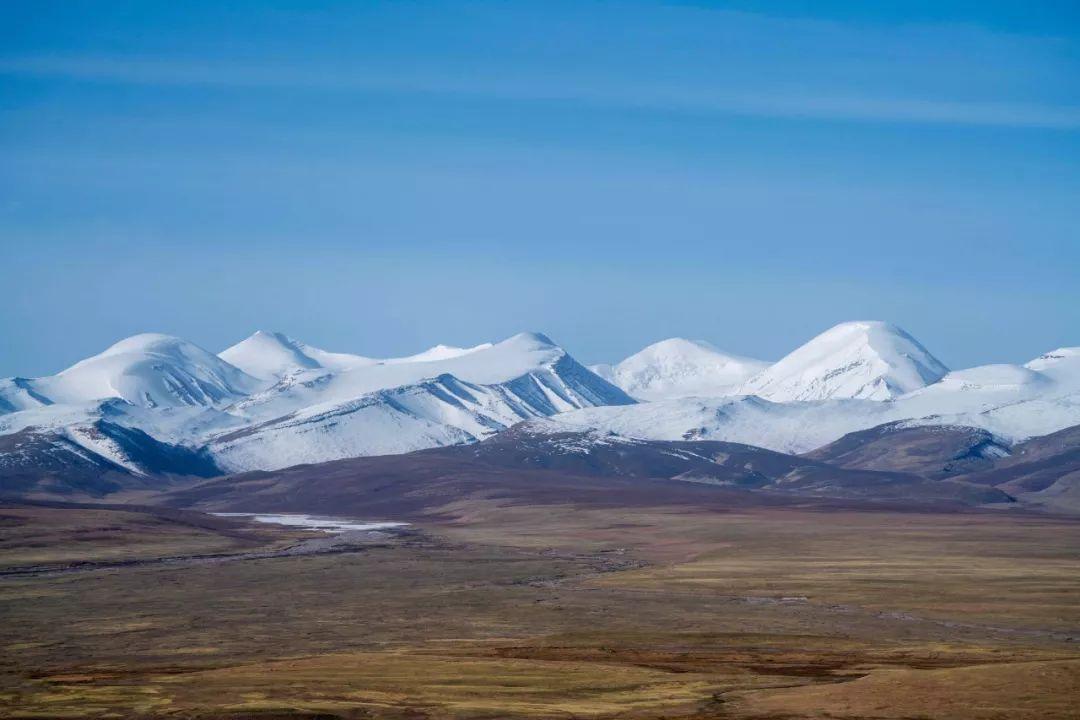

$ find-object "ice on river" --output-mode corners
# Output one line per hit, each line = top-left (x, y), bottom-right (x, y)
(213, 513), (408, 534)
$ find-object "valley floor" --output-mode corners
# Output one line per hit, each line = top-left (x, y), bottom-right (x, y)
(0, 500), (1078, 719)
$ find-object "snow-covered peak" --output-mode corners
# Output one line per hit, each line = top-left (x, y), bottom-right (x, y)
(219, 331), (375, 381)
(504, 331), (558, 349)
(225, 329), (632, 426)
(97, 332), (194, 357)
(602, 338), (769, 401)
(741, 321), (948, 402)
(32, 334), (260, 409)
(220, 331), (323, 381)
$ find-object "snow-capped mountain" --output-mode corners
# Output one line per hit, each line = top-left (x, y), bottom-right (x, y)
(210, 332), (635, 470)
(741, 321), (948, 401)
(1, 323), (1076, 484)
(219, 330), (375, 381)
(0, 334), (261, 411)
(226, 332), (628, 423)
(595, 322), (945, 403)
(593, 338), (769, 400)
(551, 341), (1080, 454)
(0, 330), (635, 475)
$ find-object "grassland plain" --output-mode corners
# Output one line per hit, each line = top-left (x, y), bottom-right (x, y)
(0, 504), (319, 570)
(0, 500), (1078, 719)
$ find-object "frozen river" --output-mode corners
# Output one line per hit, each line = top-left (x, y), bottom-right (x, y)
(212, 513), (408, 534)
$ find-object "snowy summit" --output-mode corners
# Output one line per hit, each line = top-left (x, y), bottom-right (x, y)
(740, 321), (949, 402)
(595, 338), (768, 401)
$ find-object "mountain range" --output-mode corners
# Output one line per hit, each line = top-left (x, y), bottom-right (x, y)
(2, 321), (1078, 511)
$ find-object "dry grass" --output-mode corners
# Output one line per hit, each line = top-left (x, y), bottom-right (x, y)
(0, 505), (311, 570)
(726, 658), (1080, 719)
(1, 502), (1078, 718)
(440, 503), (1080, 630)
(6, 650), (738, 719)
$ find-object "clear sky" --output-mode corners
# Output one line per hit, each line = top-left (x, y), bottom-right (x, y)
(2, 0), (1078, 377)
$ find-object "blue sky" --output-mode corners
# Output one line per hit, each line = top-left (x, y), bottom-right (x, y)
(2, 0), (1078, 376)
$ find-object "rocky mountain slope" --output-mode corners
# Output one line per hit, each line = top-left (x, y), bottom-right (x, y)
(805, 423), (1011, 479)
(0, 421), (220, 497)
(957, 424), (1080, 512)
(162, 420), (1011, 518)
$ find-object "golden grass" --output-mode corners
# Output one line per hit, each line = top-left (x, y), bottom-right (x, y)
(4, 649), (748, 718)
(11, 642), (1078, 720)
(149, 650), (731, 717)
(727, 658), (1080, 719)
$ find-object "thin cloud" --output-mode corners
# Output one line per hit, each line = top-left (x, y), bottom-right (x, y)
(2, 55), (1078, 130)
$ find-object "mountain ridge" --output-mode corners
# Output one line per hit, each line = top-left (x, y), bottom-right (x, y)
(1, 322), (1076, 479)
